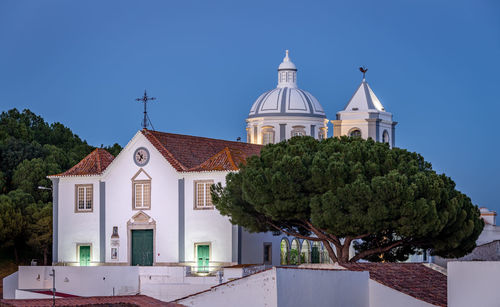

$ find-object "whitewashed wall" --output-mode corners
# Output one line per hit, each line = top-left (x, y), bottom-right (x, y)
(17, 266), (140, 297)
(182, 171), (232, 264)
(448, 261), (500, 307)
(57, 176), (101, 263)
(276, 268), (369, 307)
(2, 271), (17, 299)
(102, 132), (180, 264)
(178, 267), (369, 307)
(369, 280), (437, 307)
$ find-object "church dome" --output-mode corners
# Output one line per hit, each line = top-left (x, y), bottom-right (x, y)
(248, 50), (326, 119)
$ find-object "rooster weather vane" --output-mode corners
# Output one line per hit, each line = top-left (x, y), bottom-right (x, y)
(136, 90), (156, 130)
(359, 66), (368, 79)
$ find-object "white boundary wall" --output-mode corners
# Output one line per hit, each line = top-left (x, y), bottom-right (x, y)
(2, 271), (18, 299)
(369, 280), (437, 307)
(448, 261), (500, 307)
(178, 267), (369, 307)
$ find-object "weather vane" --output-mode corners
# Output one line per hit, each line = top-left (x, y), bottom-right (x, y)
(135, 90), (156, 130)
(359, 66), (368, 79)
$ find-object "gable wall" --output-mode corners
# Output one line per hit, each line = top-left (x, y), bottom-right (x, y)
(102, 133), (179, 264)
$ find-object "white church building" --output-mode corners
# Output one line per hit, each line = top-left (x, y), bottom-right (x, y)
(48, 51), (395, 269)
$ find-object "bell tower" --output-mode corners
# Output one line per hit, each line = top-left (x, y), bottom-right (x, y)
(332, 69), (397, 147)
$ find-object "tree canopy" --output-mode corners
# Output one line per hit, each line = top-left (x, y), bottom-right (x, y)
(212, 136), (484, 264)
(0, 108), (122, 264)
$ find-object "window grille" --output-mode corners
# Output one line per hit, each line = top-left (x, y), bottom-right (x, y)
(75, 185), (93, 212)
(195, 180), (214, 209)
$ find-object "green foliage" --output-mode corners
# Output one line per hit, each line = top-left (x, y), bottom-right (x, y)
(0, 108), (123, 263)
(26, 203), (52, 265)
(212, 136), (484, 263)
(0, 195), (25, 250)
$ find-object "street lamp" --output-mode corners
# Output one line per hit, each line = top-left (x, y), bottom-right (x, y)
(38, 186), (52, 191)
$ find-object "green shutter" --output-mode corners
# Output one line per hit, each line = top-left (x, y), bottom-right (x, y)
(131, 230), (153, 266)
(79, 246), (91, 266)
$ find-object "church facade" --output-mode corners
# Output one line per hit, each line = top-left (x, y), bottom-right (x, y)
(49, 51), (395, 268)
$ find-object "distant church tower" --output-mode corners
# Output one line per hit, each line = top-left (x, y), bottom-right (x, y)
(246, 50), (329, 145)
(332, 73), (397, 147)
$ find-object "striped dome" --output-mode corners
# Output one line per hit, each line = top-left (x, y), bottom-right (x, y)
(248, 87), (326, 118)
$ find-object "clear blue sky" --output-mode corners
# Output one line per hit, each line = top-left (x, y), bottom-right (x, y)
(1, 0), (499, 213)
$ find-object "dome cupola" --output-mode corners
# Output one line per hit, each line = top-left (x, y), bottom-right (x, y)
(246, 51), (329, 145)
(277, 50), (297, 88)
(248, 50), (326, 119)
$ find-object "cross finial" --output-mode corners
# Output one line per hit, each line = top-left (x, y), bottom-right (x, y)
(359, 66), (368, 80)
(135, 90), (156, 130)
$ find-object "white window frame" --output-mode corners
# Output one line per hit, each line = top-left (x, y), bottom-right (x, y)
(75, 184), (93, 213)
(194, 180), (214, 210)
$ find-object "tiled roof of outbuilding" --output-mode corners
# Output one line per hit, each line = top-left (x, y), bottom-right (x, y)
(141, 129), (262, 172)
(342, 263), (447, 307)
(0, 294), (182, 307)
(49, 148), (114, 177)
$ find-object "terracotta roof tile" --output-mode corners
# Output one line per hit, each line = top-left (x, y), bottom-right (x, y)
(0, 294), (183, 306)
(49, 148), (114, 177)
(142, 129), (262, 172)
(343, 263), (447, 307)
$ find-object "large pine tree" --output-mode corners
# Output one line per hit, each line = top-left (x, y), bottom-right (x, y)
(212, 136), (484, 263)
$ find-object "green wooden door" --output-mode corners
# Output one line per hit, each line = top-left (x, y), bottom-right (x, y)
(197, 245), (210, 272)
(79, 246), (90, 266)
(311, 246), (320, 263)
(131, 229), (153, 266)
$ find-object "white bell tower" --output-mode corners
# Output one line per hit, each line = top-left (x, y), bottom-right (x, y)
(332, 70), (397, 147)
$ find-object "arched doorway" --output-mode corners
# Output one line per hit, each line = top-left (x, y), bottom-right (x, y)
(280, 238), (290, 265)
(301, 240), (311, 263)
(290, 239), (300, 265)
(311, 241), (321, 264)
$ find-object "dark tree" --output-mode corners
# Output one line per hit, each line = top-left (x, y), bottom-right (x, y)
(212, 136), (484, 264)
(0, 108), (123, 261)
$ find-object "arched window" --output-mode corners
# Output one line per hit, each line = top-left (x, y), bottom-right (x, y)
(318, 128), (327, 140)
(290, 239), (300, 265)
(301, 240), (311, 264)
(261, 126), (275, 145)
(311, 242), (321, 263)
(280, 238), (289, 265)
(321, 243), (332, 264)
(246, 128), (251, 143)
(291, 125), (306, 137)
(383, 130), (390, 144)
(349, 129), (361, 138)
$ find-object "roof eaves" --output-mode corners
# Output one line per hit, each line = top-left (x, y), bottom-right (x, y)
(141, 130), (188, 172)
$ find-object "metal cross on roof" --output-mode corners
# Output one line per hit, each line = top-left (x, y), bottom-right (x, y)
(135, 90), (156, 130)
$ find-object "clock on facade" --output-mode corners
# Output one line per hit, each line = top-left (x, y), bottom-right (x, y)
(133, 147), (150, 166)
